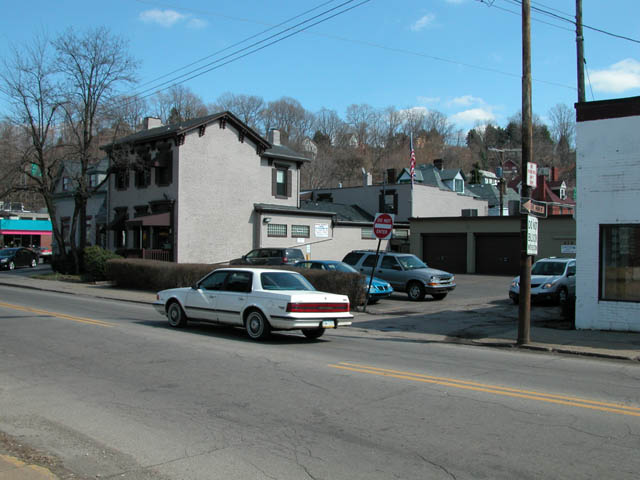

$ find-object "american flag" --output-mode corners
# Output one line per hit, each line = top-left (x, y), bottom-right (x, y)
(409, 134), (416, 188)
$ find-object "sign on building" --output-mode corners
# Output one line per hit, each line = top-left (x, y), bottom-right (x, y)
(314, 223), (329, 238)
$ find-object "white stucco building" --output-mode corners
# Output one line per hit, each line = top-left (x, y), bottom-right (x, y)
(575, 96), (640, 331)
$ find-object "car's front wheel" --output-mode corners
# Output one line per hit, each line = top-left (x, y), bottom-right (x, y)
(557, 287), (568, 305)
(302, 327), (325, 339)
(167, 302), (187, 328)
(511, 294), (519, 305)
(245, 310), (271, 340)
(407, 281), (425, 301)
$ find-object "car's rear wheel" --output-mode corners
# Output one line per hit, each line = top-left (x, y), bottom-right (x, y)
(245, 310), (271, 340)
(511, 294), (519, 305)
(8, 261), (15, 271)
(407, 281), (425, 301)
(431, 293), (447, 300)
(30, 258), (37, 268)
(167, 301), (187, 328)
(303, 327), (325, 339)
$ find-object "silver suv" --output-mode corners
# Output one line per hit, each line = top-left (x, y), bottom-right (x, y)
(342, 251), (456, 301)
(509, 257), (576, 304)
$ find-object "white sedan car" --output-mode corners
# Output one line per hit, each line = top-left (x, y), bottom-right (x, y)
(154, 267), (353, 340)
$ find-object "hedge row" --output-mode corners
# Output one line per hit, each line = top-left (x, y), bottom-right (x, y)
(105, 259), (366, 308)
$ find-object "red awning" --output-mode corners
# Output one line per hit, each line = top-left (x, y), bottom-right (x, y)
(126, 212), (170, 227)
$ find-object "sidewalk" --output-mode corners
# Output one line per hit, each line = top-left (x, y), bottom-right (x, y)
(0, 455), (58, 480)
(1, 273), (639, 362)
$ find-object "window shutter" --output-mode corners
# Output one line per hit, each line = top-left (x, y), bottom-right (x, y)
(286, 169), (292, 197)
(272, 168), (277, 196)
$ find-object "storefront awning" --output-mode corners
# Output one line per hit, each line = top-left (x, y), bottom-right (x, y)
(126, 212), (170, 228)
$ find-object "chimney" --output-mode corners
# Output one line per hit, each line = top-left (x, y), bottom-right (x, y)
(551, 166), (558, 182)
(433, 158), (444, 170)
(143, 117), (163, 130)
(386, 168), (396, 184)
(268, 129), (281, 146)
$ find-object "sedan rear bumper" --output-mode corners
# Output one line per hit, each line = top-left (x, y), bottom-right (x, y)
(269, 315), (352, 330)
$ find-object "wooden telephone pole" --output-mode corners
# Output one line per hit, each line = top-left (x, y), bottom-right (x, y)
(576, 0), (586, 103)
(518, 0), (533, 345)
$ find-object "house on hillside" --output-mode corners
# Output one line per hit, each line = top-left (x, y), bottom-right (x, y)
(575, 95), (640, 332)
(466, 183), (520, 216)
(310, 164), (488, 226)
(507, 166), (575, 216)
(396, 160), (468, 195)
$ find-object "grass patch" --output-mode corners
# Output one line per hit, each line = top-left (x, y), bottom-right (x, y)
(30, 272), (86, 283)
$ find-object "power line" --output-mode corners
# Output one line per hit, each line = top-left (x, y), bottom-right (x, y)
(495, 0), (640, 44)
(133, 0), (341, 90)
(119, 0), (371, 108)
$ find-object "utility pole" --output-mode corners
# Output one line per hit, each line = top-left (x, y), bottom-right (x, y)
(519, 0), (533, 345)
(576, 0), (586, 102)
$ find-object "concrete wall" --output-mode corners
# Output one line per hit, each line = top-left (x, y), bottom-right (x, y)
(576, 113), (640, 331)
(410, 216), (575, 273)
(176, 123), (298, 263)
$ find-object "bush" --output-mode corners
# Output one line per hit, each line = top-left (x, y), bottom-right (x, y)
(51, 253), (76, 275)
(104, 260), (366, 309)
(83, 246), (121, 281)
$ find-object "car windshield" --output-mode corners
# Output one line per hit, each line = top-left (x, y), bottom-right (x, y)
(396, 255), (427, 270)
(0, 248), (18, 256)
(260, 271), (316, 291)
(324, 262), (358, 273)
(532, 261), (566, 276)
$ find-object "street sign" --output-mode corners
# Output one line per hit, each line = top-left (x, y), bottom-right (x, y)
(520, 197), (547, 217)
(373, 212), (394, 240)
(527, 215), (538, 255)
(526, 162), (537, 188)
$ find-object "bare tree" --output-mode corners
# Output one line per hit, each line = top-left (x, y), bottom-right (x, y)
(345, 103), (375, 147)
(548, 103), (575, 165)
(103, 94), (148, 135)
(212, 92), (265, 131)
(0, 34), (67, 251)
(54, 26), (138, 270)
(262, 97), (313, 147)
(152, 84), (207, 124)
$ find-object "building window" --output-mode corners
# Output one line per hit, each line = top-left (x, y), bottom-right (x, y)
(292, 225), (310, 238)
(134, 165), (151, 189)
(454, 178), (464, 192)
(116, 168), (129, 190)
(392, 229), (409, 239)
(272, 166), (292, 198)
(361, 227), (375, 239)
(62, 177), (71, 191)
(155, 150), (173, 186)
(267, 223), (287, 237)
(600, 224), (640, 302)
(61, 217), (70, 243)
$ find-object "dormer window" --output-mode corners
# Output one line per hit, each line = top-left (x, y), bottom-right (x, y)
(560, 186), (566, 200)
(454, 178), (464, 193)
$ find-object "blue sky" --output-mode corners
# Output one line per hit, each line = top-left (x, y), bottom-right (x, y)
(1, 0), (639, 132)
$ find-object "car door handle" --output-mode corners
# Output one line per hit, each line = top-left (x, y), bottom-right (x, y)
(207, 295), (216, 299)
(237, 297), (245, 301)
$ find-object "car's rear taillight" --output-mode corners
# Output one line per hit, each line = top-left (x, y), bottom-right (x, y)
(286, 302), (350, 313)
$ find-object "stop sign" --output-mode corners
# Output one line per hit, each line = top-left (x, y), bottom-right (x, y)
(373, 212), (394, 240)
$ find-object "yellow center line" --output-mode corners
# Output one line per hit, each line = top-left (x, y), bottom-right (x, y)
(0, 301), (113, 327)
(329, 362), (640, 418)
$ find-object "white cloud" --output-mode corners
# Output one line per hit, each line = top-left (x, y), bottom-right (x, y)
(450, 108), (496, 126)
(140, 9), (186, 27)
(410, 14), (435, 32)
(590, 58), (640, 93)
(448, 95), (485, 107)
(140, 9), (206, 29)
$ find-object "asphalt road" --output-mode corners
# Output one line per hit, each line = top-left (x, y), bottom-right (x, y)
(1, 285), (639, 479)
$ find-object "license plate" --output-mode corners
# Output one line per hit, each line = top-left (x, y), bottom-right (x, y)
(322, 320), (335, 328)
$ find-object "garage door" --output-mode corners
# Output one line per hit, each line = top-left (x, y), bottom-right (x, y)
(475, 233), (520, 275)
(422, 234), (467, 273)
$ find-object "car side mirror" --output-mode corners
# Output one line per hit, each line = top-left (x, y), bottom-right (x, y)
(191, 284), (199, 290)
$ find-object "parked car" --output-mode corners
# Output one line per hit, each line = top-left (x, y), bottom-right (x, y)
(230, 247), (305, 266)
(342, 250), (456, 301)
(509, 257), (576, 305)
(33, 246), (52, 262)
(154, 267), (353, 340)
(0, 247), (39, 270)
(294, 260), (393, 303)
